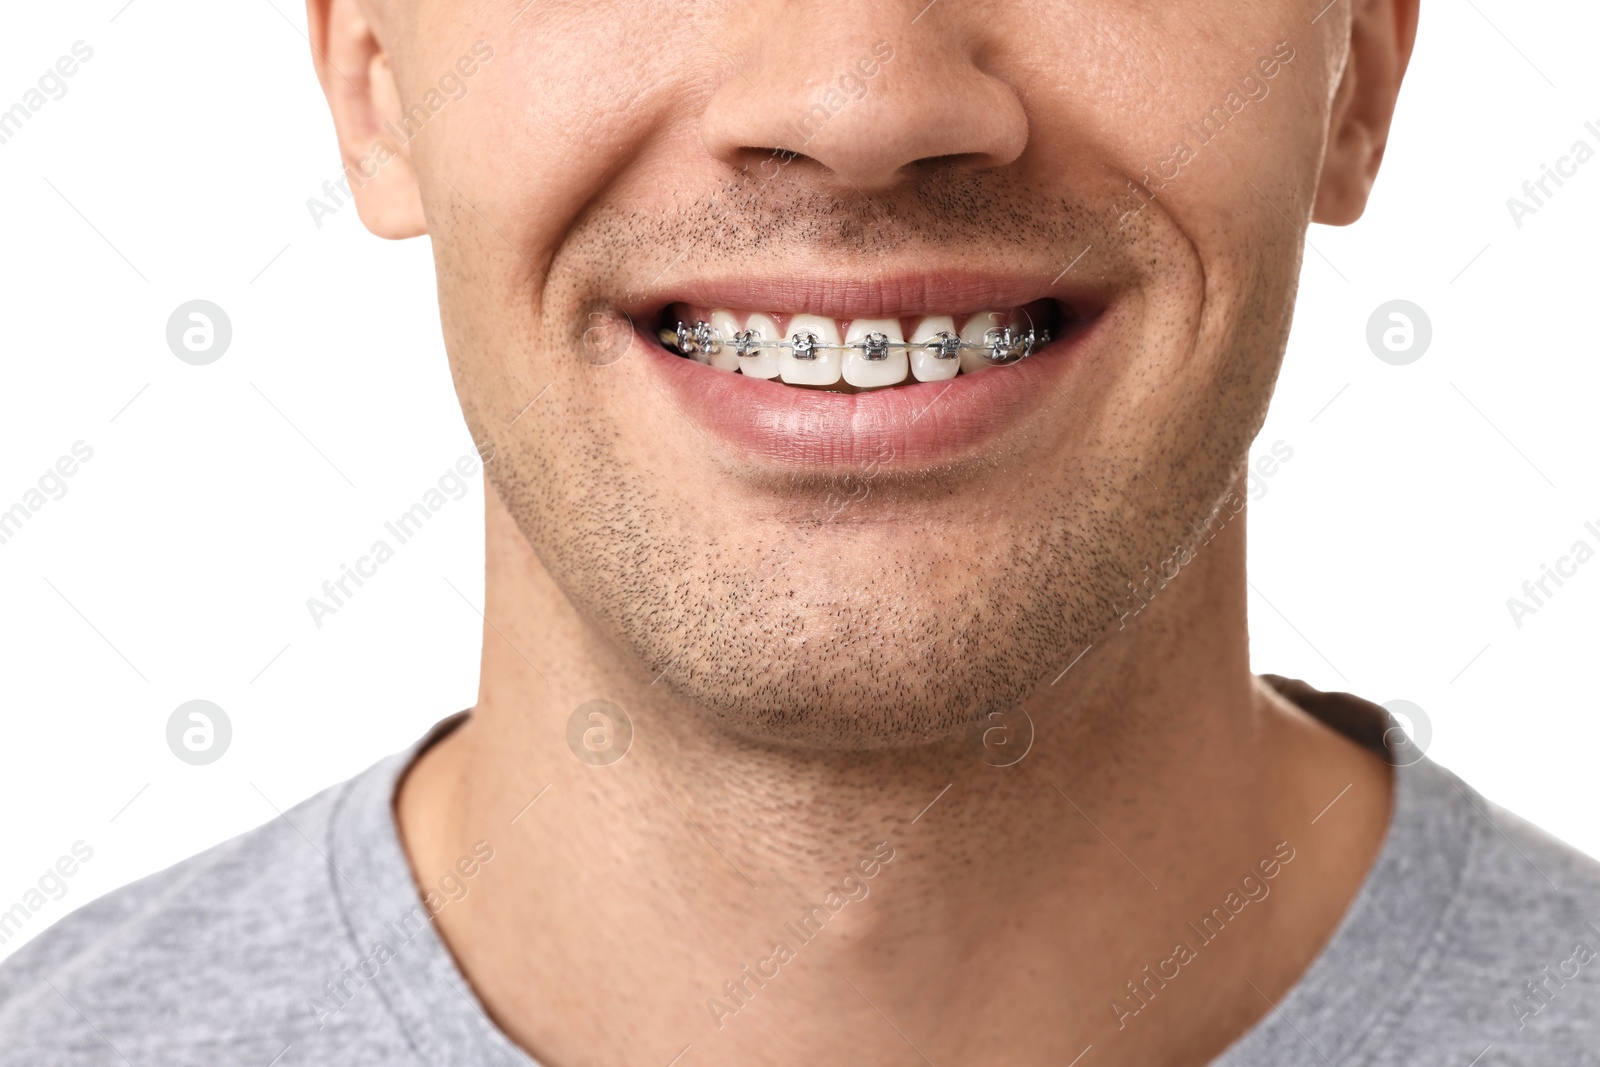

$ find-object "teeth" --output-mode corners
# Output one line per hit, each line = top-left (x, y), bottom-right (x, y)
(664, 308), (1048, 388)
(683, 321), (712, 364)
(741, 313), (782, 379)
(843, 318), (908, 388)
(959, 312), (1006, 375)
(781, 314), (844, 386)
(707, 309), (742, 372)
(908, 316), (959, 382)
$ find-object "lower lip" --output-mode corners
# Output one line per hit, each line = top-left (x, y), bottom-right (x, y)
(642, 324), (1096, 469)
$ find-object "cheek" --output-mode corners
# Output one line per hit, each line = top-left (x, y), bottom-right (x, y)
(417, 4), (685, 267)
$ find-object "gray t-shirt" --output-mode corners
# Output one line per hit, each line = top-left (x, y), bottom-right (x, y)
(3, 681), (1599, 1065)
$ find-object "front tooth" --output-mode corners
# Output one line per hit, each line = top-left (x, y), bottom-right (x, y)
(780, 314), (843, 386)
(908, 316), (959, 382)
(843, 318), (908, 389)
(707, 310), (742, 372)
(740, 313), (782, 379)
(959, 312), (1007, 374)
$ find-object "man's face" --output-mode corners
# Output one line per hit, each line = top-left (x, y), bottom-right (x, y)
(375, 0), (1339, 746)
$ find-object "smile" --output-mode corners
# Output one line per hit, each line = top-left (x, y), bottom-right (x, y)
(657, 303), (1064, 392)
(634, 277), (1112, 469)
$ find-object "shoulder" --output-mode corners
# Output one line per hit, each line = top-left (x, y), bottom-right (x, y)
(1378, 764), (1600, 1065)
(1263, 674), (1600, 1063)
(0, 763), (420, 1066)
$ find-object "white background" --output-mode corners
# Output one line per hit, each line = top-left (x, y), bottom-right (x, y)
(1, 1), (1596, 961)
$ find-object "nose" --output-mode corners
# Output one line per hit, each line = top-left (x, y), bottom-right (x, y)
(699, 5), (1029, 194)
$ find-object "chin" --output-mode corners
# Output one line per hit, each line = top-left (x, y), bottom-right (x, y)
(633, 581), (1089, 752)
(668, 664), (1001, 752)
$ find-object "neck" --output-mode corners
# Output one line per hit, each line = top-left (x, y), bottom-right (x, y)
(397, 480), (1392, 1067)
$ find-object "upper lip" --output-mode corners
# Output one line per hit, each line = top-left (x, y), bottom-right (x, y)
(624, 269), (1112, 323)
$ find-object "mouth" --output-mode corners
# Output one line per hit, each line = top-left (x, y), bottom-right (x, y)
(655, 300), (1072, 393)
(631, 274), (1112, 470)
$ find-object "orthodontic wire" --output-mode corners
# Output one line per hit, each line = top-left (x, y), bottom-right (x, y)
(659, 320), (1050, 366)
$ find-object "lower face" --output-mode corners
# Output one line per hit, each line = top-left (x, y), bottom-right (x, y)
(415, 1), (1322, 748)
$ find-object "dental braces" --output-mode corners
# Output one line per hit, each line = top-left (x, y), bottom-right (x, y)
(659, 320), (1051, 365)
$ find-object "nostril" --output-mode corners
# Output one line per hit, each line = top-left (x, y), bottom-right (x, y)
(908, 152), (1001, 175)
(734, 145), (816, 179)
(700, 35), (1029, 195)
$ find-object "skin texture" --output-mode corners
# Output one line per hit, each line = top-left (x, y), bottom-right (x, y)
(308, 0), (1419, 1063)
